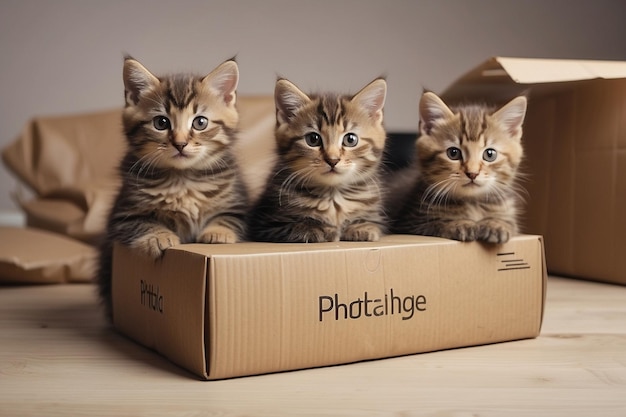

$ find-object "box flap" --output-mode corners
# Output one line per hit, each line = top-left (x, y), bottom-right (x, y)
(497, 57), (626, 84)
(442, 56), (626, 103)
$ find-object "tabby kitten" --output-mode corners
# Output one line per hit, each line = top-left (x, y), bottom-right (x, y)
(97, 57), (248, 318)
(248, 77), (388, 243)
(392, 91), (527, 243)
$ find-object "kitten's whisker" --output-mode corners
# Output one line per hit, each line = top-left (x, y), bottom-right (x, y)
(202, 155), (230, 177)
(509, 180), (530, 203)
(422, 178), (454, 210)
(353, 167), (382, 198)
(140, 152), (161, 178)
(278, 170), (305, 206)
(128, 152), (158, 179)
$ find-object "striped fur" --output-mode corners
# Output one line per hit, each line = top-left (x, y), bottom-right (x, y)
(391, 92), (527, 243)
(97, 57), (248, 319)
(249, 78), (388, 243)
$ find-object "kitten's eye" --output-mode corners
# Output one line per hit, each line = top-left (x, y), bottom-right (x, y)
(304, 132), (322, 147)
(446, 147), (462, 161)
(153, 116), (171, 131)
(342, 133), (359, 147)
(483, 148), (497, 162)
(192, 116), (208, 131)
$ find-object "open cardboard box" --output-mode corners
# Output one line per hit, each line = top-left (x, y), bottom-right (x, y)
(113, 234), (546, 380)
(442, 57), (626, 285)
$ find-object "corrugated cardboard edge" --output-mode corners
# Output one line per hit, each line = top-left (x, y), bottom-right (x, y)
(538, 236), (548, 332)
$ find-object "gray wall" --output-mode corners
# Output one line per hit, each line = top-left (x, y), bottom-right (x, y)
(1, 0), (626, 217)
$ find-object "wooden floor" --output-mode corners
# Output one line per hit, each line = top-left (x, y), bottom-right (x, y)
(1, 276), (625, 416)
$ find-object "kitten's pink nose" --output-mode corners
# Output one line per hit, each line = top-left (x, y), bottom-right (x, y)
(465, 171), (478, 180)
(173, 142), (187, 153)
(325, 158), (340, 168)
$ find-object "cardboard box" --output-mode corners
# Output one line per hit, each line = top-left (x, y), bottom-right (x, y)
(112, 234), (546, 380)
(442, 57), (626, 285)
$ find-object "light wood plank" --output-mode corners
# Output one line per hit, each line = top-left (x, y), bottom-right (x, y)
(1, 277), (625, 416)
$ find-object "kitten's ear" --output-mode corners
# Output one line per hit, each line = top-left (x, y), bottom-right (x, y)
(202, 60), (239, 106)
(352, 78), (387, 122)
(275, 79), (311, 123)
(419, 92), (454, 135)
(493, 96), (527, 140)
(123, 57), (160, 106)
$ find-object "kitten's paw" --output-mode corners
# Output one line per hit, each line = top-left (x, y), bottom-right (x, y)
(133, 231), (180, 260)
(199, 225), (239, 244)
(440, 221), (476, 242)
(342, 223), (382, 242)
(476, 219), (513, 244)
(290, 223), (338, 243)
